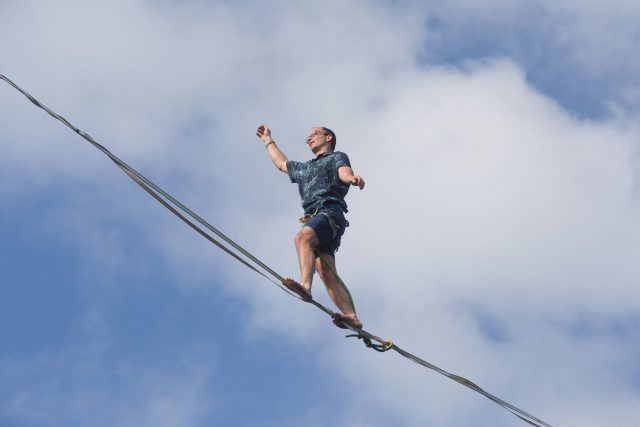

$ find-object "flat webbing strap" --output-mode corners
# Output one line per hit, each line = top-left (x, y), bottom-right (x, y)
(390, 343), (552, 426)
(297, 213), (357, 314)
(317, 252), (356, 314)
(0, 74), (293, 299)
(1, 74), (552, 427)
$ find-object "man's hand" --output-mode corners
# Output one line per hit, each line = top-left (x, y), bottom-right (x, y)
(257, 123), (288, 173)
(339, 166), (365, 190)
(350, 175), (365, 190)
(256, 124), (274, 145)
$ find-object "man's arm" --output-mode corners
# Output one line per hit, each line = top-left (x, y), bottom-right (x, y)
(338, 166), (365, 190)
(256, 124), (288, 173)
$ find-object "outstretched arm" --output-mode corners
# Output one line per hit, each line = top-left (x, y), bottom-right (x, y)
(256, 124), (288, 173)
(338, 166), (365, 190)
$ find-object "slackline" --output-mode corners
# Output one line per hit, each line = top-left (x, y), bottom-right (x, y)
(1, 74), (552, 427)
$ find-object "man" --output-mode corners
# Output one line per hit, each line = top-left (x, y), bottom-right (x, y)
(256, 124), (365, 330)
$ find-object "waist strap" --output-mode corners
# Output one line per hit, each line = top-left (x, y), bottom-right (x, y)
(297, 208), (348, 240)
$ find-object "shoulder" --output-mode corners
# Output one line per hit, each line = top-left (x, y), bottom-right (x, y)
(286, 159), (303, 178)
(332, 150), (349, 159)
(331, 151), (351, 167)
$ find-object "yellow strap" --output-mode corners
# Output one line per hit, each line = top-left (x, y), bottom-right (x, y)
(298, 207), (319, 224)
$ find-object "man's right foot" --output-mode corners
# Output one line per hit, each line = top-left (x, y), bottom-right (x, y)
(332, 312), (363, 330)
(283, 278), (312, 301)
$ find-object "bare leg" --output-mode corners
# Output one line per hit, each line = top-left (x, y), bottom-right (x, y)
(315, 255), (362, 329)
(290, 226), (320, 298)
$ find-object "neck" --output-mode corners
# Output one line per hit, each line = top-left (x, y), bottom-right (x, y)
(313, 146), (332, 157)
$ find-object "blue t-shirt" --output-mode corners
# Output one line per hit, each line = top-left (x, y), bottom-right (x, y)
(287, 151), (351, 214)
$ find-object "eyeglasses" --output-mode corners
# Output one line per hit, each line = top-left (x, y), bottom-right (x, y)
(306, 130), (329, 143)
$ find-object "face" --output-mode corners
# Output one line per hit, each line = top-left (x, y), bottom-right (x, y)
(306, 127), (332, 154)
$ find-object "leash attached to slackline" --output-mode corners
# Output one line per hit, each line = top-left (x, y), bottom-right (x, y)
(1, 74), (552, 427)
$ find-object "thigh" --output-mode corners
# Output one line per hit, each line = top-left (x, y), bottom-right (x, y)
(304, 213), (335, 247)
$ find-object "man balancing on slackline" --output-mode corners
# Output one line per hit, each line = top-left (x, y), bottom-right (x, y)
(256, 124), (365, 330)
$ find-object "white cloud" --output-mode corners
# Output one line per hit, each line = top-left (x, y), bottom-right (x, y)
(419, 0), (640, 115)
(1, 1), (639, 426)
(240, 59), (640, 425)
(323, 60), (639, 425)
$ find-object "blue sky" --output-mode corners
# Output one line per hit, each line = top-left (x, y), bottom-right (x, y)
(1, 1), (639, 426)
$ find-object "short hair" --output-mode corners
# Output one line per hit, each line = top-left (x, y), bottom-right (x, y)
(322, 127), (337, 151)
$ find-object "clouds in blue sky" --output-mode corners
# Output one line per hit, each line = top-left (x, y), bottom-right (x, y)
(421, 0), (640, 117)
(1, 1), (639, 426)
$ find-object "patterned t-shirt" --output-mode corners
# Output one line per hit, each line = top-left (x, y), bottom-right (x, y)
(287, 151), (351, 214)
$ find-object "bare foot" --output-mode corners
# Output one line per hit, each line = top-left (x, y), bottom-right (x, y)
(283, 277), (312, 301)
(332, 312), (363, 330)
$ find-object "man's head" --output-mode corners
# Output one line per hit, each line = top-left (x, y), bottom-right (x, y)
(306, 126), (337, 155)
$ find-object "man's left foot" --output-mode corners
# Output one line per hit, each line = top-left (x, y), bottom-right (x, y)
(332, 312), (363, 330)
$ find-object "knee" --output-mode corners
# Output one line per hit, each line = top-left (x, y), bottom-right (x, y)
(294, 228), (315, 248)
(293, 231), (305, 247)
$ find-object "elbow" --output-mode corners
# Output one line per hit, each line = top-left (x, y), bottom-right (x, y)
(277, 161), (288, 173)
(339, 173), (353, 185)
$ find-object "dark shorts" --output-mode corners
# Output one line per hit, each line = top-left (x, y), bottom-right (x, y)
(303, 206), (348, 257)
